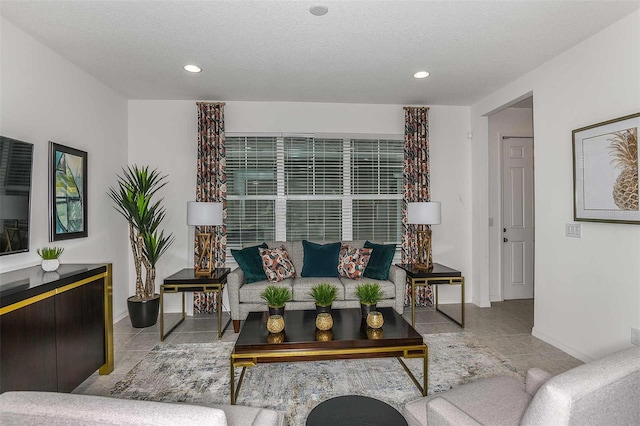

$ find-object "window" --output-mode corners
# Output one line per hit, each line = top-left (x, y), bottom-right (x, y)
(226, 134), (403, 257)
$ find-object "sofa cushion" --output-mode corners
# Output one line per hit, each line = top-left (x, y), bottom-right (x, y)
(341, 278), (396, 300)
(239, 279), (294, 303)
(260, 246), (296, 282)
(363, 241), (396, 280)
(231, 242), (268, 284)
(301, 240), (341, 277)
(292, 277), (345, 301)
(338, 245), (373, 280)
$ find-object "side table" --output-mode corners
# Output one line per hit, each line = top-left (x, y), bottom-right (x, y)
(396, 263), (465, 328)
(160, 267), (231, 341)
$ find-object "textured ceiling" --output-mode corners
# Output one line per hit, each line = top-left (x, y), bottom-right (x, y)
(1, 1), (638, 105)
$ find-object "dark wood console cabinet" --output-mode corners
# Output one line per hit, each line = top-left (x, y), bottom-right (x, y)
(0, 264), (114, 393)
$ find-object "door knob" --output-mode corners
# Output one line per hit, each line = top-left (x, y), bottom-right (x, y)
(503, 228), (506, 233)
(503, 237), (508, 242)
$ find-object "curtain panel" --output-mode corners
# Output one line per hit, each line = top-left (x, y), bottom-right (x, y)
(402, 106), (433, 306)
(194, 102), (227, 314)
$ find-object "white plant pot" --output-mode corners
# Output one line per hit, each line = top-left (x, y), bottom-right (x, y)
(41, 259), (60, 272)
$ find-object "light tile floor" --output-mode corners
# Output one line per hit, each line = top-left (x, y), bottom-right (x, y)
(74, 299), (583, 396)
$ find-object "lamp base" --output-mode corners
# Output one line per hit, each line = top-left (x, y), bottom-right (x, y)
(195, 232), (214, 277)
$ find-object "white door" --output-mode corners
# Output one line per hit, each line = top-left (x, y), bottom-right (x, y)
(502, 137), (534, 300)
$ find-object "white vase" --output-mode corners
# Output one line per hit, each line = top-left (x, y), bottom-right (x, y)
(41, 259), (60, 272)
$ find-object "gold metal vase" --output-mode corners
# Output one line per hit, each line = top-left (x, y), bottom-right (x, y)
(315, 313), (333, 331)
(366, 311), (384, 329)
(266, 314), (285, 333)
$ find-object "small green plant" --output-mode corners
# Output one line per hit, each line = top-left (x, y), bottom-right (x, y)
(355, 283), (384, 305)
(261, 285), (292, 308)
(37, 247), (64, 260)
(310, 283), (338, 307)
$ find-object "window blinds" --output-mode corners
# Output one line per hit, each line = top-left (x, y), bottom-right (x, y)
(225, 134), (402, 254)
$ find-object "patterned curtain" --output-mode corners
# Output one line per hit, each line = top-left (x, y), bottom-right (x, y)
(402, 107), (433, 306)
(194, 102), (227, 314)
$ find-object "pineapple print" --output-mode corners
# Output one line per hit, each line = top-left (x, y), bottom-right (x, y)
(608, 128), (638, 210)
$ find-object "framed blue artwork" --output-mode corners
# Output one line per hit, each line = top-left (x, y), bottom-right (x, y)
(49, 142), (88, 241)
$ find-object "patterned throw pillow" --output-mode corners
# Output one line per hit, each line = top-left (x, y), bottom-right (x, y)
(259, 246), (297, 283)
(338, 245), (373, 280)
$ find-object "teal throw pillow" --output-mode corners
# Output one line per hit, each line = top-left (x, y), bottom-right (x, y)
(231, 243), (268, 284)
(363, 241), (396, 280)
(301, 240), (341, 277)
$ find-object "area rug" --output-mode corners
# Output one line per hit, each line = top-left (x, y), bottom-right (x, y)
(110, 333), (519, 425)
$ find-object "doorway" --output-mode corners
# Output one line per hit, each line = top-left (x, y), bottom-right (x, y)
(501, 136), (534, 299)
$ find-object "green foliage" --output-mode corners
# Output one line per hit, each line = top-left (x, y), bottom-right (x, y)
(261, 285), (292, 308)
(309, 283), (338, 307)
(37, 247), (64, 260)
(108, 165), (174, 299)
(355, 283), (384, 305)
(142, 230), (175, 267)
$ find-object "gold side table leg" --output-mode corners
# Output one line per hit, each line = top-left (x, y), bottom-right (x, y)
(159, 287), (165, 341)
(461, 277), (465, 328)
(411, 279), (416, 327)
(217, 290), (222, 338)
(424, 345), (429, 396)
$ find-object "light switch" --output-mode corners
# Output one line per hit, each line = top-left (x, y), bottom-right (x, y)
(565, 223), (581, 238)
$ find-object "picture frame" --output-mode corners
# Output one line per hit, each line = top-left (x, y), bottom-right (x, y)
(572, 112), (639, 224)
(49, 142), (88, 241)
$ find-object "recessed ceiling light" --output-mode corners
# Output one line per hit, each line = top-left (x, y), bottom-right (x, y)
(184, 65), (202, 73)
(309, 5), (328, 16)
(413, 71), (430, 79)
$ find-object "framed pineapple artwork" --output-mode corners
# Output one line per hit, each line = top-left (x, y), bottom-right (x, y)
(573, 112), (639, 224)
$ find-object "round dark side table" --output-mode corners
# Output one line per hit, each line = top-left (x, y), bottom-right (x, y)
(306, 395), (408, 426)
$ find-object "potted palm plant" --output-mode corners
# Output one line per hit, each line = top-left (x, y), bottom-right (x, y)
(309, 283), (338, 314)
(355, 282), (384, 318)
(261, 285), (292, 316)
(108, 165), (174, 328)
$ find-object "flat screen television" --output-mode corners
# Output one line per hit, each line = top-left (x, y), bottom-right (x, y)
(0, 136), (34, 255)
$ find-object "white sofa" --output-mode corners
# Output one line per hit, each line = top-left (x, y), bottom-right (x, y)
(0, 391), (284, 426)
(228, 240), (406, 332)
(404, 345), (640, 426)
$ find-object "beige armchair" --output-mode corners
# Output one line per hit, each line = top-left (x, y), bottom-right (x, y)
(404, 345), (640, 425)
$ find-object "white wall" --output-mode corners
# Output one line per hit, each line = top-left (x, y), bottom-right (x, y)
(0, 18), (130, 320)
(471, 10), (640, 360)
(128, 101), (472, 310)
(488, 108), (534, 301)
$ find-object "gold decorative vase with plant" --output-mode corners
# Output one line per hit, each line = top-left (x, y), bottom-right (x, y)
(37, 247), (64, 272)
(310, 283), (338, 314)
(108, 165), (175, 328)
(355, 282), (384, 318)
(261, 285), (292, 316)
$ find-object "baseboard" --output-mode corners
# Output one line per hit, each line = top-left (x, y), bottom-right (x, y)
(531, 327), (594, 363)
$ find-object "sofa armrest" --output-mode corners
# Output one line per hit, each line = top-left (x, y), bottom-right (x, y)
(0, 391), (227, 425)
(227, 267), (246, 320)
(388, 264), (407, 314)
(426, 397), (482, 426)
(525, 367), (552, 396)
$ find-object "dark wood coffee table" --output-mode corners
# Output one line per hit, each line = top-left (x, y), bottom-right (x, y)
(230, 307), (427, 404)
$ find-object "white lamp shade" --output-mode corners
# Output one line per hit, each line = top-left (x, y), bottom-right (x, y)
(187, 201), (223, 226)
(407, 201), (441, 225)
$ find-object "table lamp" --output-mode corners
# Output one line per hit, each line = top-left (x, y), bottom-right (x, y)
(407, 201), (441, 271)
(187, 201), (223, 277)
